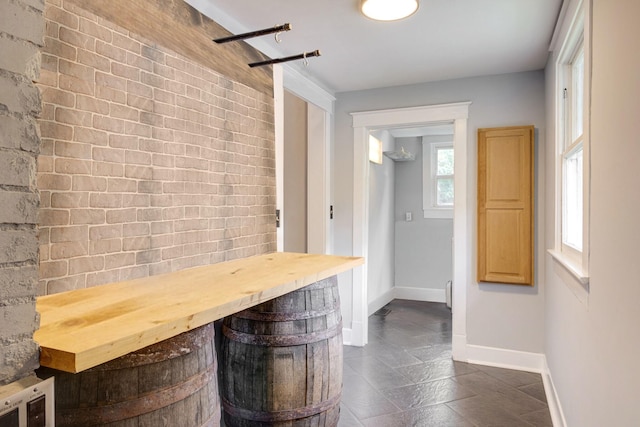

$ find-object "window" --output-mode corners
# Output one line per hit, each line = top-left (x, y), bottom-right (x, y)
(435, 144), (454, 206)
(422, 137), (454, 218)
(562, 42), (584, 254)
(550, 0), (590, 287)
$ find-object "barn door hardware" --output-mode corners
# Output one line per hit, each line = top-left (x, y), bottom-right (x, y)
(249, 50), (321, 68)
(213, 23), (292, 44)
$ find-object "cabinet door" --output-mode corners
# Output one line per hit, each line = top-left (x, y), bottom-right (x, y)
(477, 126), (534, 285)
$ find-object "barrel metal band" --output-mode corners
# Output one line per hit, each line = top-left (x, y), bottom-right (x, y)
(222, 392), (341, 422)
(88, 323), (215, 370)
(233, 304), (339, 322)
(58, 360), (217, 424)
(222, 322), (342, 346)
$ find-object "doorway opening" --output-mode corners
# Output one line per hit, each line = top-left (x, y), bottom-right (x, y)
(367, 124), (455, 316)
(351, 102), (471, 361)
(274, 63), (333, 256)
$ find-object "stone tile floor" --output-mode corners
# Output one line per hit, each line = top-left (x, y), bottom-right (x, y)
(338, 300), (553, 427)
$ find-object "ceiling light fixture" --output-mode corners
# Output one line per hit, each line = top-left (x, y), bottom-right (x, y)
(361, 0), (419, 21)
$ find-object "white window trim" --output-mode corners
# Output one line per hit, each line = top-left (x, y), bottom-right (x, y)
(549, 0), (591, 293)
(422, 135), (454, 219)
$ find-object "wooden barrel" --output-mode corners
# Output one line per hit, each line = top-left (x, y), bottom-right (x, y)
(37, 323), (220, 427)
(220, 275), (343, 427)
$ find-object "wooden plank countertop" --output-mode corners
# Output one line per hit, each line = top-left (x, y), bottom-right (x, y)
(34, 252), (363, 373)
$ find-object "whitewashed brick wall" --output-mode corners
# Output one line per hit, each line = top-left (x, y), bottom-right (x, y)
(37, 0), (276, 294)
(0, 0), (44, 385)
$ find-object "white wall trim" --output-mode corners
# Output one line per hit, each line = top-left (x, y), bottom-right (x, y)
(282, 64), (334, 257)
(351, 102), (471, 350)
(342, 327), (353, 345)
(273, 65), (284, 251)
(366, 286), (446, 318)
(283, 66), (335, 114)
(352, 126), (370, 346)
(465, 345), (546, 373)
(368, 288), (395, 316)
(349, 321), (365, 347)
(352, 102), (472, 129)
(549, 0), (584, 52)
(543, 358), (568, 427)
(459, 345), (567, 427)
(451, 116), (470, 360)
(394, 286), (447, 304)
(452, 334), (468, 361)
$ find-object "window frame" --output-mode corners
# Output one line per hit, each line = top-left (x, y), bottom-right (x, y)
(549, 0), (591, 289)
(562, 40), (585, 257)
(422, 136), (454, 219)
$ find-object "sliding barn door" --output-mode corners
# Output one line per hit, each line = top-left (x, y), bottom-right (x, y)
(477, 126), (534, 285)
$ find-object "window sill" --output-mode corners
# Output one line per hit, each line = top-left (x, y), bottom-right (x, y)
(548, 249), (589, 284)
(423, 208), (453, 219)
(548, 249), (589, 304)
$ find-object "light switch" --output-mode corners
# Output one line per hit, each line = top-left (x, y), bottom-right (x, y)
(405, 211), (412, 221)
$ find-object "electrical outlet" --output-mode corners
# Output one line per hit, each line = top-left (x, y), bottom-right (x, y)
(0, 409), (19, 427)
(26, 396), (45, 427)
(405, 211), (412, 221)
(0, 377), (53, 427)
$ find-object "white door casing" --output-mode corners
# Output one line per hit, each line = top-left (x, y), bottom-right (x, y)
(274, 66), (284, 252)
(351, 102), (470, 359)
(274, 64), (335, 254)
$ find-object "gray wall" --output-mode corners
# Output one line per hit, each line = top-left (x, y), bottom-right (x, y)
(394, 137), (453, 296)
(367, 131), (395, 311)
(544, 1), (640, 425)
(334, 70), (546, 353)
(283, 91), (307, 253)
(0, 0), (43, 385)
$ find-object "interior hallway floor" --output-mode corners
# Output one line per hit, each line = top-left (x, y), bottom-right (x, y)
(338, 300), (553, 427)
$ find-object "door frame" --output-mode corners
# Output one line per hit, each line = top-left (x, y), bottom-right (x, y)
(274, 65), (335, 254)
(351, 102), (471, 359)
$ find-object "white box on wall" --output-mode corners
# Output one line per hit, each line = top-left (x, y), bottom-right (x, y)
(0, 376), (54, 427)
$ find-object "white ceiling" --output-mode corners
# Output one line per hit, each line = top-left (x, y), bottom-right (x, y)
(187, 0), (562, 94)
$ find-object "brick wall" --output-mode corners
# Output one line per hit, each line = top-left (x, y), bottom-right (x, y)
(38, 0), (276, 294)
(0, 0), (44, 385)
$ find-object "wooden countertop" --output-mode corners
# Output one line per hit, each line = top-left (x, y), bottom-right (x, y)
(34, 252), (363, 373)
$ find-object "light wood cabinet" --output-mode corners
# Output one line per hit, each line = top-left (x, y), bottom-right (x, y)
(477, 126), (534, 285)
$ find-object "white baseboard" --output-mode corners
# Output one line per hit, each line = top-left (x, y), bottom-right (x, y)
(543, 357), (568, 427)
(345, 320), (366, 347)
(367, 287), (446, 317)
(465, 344), (546, 373)
(452, 334), (468, 361)
(367, 288), (395, 316)
(342, 327), (353, 346)
(458, 344), (565, 427)
(394, 286), (447, 303)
